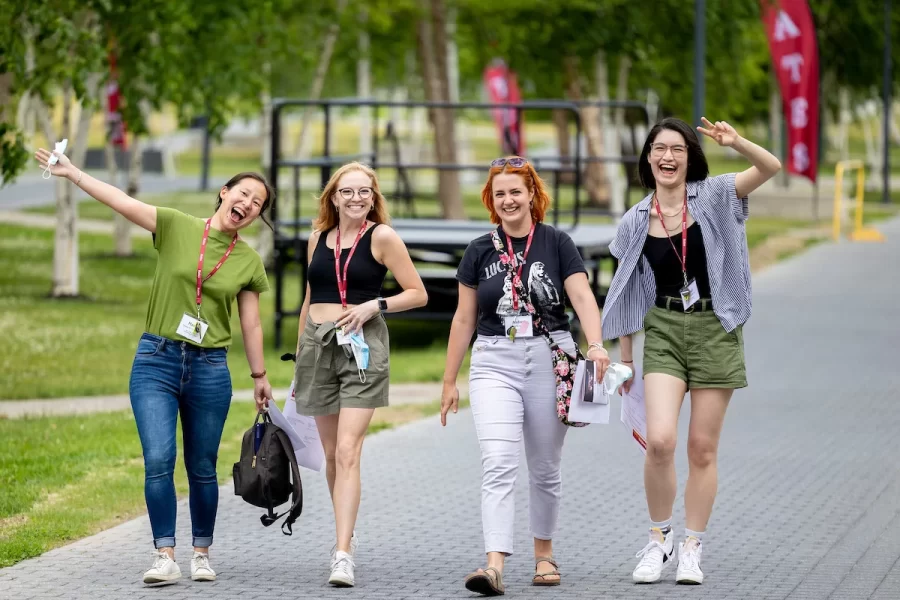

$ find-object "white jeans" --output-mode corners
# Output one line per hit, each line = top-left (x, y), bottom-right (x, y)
(468, 331), (576, 556)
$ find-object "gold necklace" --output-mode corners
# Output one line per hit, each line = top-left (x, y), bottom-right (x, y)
(653, 192), (685, 218)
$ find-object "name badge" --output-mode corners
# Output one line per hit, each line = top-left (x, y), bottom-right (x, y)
(679, 278), (701, 310)
(176, 312), (208, 344)
(335, 326), (364, 346)
(503, 315), (533, 341)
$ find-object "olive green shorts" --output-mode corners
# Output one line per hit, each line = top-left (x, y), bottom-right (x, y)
(643, 301), (747, 389)
(293, 315), (390, 416)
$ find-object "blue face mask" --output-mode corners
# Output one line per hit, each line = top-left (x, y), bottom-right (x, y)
(348, 332), (370, 381)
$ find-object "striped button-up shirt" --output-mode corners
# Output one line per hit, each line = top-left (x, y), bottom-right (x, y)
(601, 173), (751, 340)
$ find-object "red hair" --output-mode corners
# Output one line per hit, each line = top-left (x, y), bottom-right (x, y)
(480, 158), (552, 224)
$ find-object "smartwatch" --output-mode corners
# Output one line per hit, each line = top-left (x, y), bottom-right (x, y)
(377, 297), (388, 312)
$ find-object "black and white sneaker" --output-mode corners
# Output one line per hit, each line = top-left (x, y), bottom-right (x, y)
(676, 540), (704, 584)
(632, 529), (675, 583)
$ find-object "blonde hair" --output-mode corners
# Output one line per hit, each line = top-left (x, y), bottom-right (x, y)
(312, 162), (391, 232)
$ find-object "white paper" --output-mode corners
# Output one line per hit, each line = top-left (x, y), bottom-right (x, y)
(619, 361), (648, 455)
(567, 360), (611, 424)
(266, 382), (325, 473)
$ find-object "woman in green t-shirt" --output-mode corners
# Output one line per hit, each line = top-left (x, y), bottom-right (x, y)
(36, 147), (274, 585)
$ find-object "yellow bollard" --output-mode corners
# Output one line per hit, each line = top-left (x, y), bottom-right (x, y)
(832, 160), (885, 243)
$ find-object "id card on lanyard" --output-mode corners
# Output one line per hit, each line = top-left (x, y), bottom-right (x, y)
(176, 220), (238, 344)
(501, 223), (535, 340)
(334, 222), (369, 345)
(652, 191), (699, 310)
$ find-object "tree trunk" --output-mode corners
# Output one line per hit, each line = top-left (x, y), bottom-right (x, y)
(292, 0), (348, 158)
(357, 8), (372, 160)
(257, 61), (274, 268)
(105, 140), (127, 256)
(14, 26), (35, 140)
(53, 87), (79, 297)
(596, 52), (626, 217)
(837, 86), (851, 161)
(0, 72), (11, 123)
(770, 77), (788, 188)
(564, 55), (610, 207)
(614, 56), (632, 146)
(416, 0), (463, 219)
(553, 109), (574, 184)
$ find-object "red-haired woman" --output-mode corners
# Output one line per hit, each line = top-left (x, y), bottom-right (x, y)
(440, 157), (609, 595)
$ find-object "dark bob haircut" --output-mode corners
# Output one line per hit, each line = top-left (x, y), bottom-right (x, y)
(215, 171), (276, 230)
(638, 117), (710, 189)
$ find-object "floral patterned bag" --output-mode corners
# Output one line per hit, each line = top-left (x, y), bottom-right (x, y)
(490, 229), (589, 428)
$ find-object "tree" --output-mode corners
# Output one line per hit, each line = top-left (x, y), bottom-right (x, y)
(1, 0), (296, 295)
(417, 0), (464, 219)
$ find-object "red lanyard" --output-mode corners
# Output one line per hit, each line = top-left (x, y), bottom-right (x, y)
(334, 222), (369, 309)
(196, 219), (238, 313)
(652, 190), (689, 284)
(504, 222), (536, 312)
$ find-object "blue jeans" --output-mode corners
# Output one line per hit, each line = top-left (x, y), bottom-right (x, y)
(129, 332), (233, 549)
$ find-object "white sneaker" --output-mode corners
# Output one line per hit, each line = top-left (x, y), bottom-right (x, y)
(676, 540), (704, 584)
(190, 551), (216, 582)
(330, 531), (360, 562)
(632, 529), (675, 583)
(143, 551), (181, 584)
(329, 551), (356, 587)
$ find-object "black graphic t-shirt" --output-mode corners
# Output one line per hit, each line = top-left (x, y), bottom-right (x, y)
(456, 222), (587, 337)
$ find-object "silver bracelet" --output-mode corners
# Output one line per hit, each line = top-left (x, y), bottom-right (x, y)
(587, 342), (607, 355)
(75, 170), (83, 185)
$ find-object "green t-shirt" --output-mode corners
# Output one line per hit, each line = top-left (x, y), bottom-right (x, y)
(145, 207), (269, 348)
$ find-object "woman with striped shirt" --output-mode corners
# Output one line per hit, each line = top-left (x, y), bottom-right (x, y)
(601, 117), (781, 585)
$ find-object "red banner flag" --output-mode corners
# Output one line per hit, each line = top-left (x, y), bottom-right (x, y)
(483, 59), (525, 156)
(106, 51), (127, 150)
(761, 0), (819, 182)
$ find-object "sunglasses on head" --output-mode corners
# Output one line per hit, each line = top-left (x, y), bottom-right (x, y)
(490, 157), (528, 168)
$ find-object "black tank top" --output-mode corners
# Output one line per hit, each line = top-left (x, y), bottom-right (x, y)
(307, 224), (388, 305)
(642, 222), (712, 299)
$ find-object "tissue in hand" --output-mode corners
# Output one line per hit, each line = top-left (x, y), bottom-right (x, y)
(48, 139), (68, 166)
(601, 362), (634, 395)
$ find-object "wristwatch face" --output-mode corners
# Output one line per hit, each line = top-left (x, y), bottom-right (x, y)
(378, 298), (387, 311)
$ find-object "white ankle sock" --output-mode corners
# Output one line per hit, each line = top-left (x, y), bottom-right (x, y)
(684, 528), (705, 547)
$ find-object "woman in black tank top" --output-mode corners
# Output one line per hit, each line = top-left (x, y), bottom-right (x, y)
(291, 162), (426, 588)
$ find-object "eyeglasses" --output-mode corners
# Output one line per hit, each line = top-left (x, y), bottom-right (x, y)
(490, 157), (528, 168)
(337, 187), (374, 201)
(649, 143), (687, 158)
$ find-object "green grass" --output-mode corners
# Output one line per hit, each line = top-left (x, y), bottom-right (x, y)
(775, 237), (826, 262)
(744, 217), (814, 249)
(0, 224), (469, 400)
(0, 402), (255, 567)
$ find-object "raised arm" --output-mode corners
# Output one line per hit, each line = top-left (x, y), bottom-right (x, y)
(34, 148), (157, 232)
(697, 117), (782, 198)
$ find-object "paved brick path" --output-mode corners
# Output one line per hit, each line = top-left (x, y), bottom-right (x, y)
(2, 217), (899, 600)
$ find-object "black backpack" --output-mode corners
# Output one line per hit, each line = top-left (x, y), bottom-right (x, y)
(232, 411), (304, 535)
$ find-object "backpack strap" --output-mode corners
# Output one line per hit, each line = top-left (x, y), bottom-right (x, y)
(276, 428), (304, 535)
(257, 429), (304, 535)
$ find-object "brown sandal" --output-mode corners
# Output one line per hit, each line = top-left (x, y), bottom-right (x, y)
(532, 556), (561, 586)
(464, 566), (505, 596)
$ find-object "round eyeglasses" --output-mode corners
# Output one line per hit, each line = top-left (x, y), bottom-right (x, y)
(337, 187), (374, 201)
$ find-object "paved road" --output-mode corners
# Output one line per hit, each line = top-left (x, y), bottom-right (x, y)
(2, 217), (899, 600)
(0, 381), (471, 419)
(0, 172), (199, 211)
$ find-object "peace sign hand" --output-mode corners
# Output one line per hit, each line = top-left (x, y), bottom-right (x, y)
(697, 117), (740, 147)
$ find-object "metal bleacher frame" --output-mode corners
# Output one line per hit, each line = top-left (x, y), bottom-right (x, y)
(267, 98), (650, 348)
